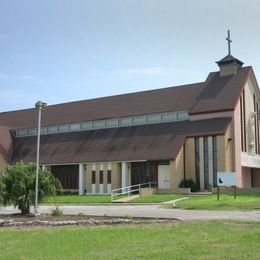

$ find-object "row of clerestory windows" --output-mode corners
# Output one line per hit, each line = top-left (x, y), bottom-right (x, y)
(16, 111), (189, 137)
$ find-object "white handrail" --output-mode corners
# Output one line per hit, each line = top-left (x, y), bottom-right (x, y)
(111, 182), (157, 202)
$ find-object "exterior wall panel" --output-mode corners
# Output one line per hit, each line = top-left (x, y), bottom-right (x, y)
(185, 138), (195, 181)
(172, 147), (184, 188)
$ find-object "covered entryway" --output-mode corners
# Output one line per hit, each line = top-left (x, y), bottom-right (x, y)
(51, 165), (79, 191)
(158, 165), (171, 189)
(252, 168), (260, 187)
(131, 161), (158, 185)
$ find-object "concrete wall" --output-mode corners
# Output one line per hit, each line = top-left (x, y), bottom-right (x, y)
(244, 79), (258, 153)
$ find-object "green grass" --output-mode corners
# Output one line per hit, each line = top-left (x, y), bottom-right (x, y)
(42, 195), (111, 204)
(175, 193), (260, 210)
(130, 194), (183, 203)
(0, 221), (259, 259)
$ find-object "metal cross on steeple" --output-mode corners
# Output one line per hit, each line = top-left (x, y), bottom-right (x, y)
(226, 30), (232, 55)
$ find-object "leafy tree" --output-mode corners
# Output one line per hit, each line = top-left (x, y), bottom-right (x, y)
(0, 162), (61, 215)
(0, 179), (4, 203)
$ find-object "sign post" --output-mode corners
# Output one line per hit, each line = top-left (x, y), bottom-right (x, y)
(217, 172), (237, 200)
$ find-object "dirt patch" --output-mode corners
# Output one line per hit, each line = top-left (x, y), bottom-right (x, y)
(0, 213), (180, 228)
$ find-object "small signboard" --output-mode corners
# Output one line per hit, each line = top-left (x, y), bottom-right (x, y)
(217, 172), (237, 200)
(217, 172), (236, 187)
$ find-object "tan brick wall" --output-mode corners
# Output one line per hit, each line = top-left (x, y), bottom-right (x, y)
(111, 163), (121, 190)
(224, 125), (233, 172)
(85, 162), (121, 193)
(172, 147), (184, 188)
(242, 167), (252, 188)
(85, 164), (92, 193)
(185, 138), (195, 181)
(217, 135), (225, 172)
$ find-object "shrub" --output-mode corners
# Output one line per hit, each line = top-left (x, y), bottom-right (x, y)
(51, 206), (64, 217)
(0, 162), (61, 215)
(179, 178), (196, 192)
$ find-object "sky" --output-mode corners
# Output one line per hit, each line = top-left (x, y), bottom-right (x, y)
(0, 0), (260, 112)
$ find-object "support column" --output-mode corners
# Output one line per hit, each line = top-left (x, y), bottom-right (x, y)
(79, 164), (85, 195)
(121, 162), (131, 190)
(121, 162), (127, 190)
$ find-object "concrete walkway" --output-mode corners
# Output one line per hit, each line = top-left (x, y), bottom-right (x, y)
(1, 205), (260, 222)
(112, 195), (139, 203)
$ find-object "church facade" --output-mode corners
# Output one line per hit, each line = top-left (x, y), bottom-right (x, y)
(1, 52), (260, 193)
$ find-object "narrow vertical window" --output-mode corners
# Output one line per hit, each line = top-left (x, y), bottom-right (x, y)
(195, 137), (200, 191)
(212, 136), (218, 187)
(99, 170), (103, 184)
(107, 170), (112, 184)
(204, 137), (209, 190)
(92, 171), (96, 184)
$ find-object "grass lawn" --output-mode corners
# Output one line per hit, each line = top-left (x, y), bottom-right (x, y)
(0, 221), (259, 259)
(130, 194), (183, 203)
(175, 193), (260, 210)
(42, 195), (111, 204)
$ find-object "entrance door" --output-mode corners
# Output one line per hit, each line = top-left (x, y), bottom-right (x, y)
(131, 161), (158, 185)
(158, 165), (171, 189)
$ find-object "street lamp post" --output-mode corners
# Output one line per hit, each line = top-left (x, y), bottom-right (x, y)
(34, 101), (47, 215)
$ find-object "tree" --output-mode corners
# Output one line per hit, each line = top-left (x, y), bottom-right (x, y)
(0, 162), (61, 215)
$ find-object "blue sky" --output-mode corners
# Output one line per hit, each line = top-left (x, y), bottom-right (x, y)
(0, 0), (260, 111)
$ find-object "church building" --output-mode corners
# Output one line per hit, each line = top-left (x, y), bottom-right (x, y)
(1, 35), (260, 193)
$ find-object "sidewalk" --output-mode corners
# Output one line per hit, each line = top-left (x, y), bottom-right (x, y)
(1, 205), (260, 222)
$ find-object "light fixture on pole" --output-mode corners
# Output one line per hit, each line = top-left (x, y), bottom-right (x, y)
(34, 101), (47, 215)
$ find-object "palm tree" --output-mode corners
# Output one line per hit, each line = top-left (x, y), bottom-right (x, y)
(0, 162), (61, 215)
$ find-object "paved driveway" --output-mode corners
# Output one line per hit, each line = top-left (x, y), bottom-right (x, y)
(1, 205), (260, 222)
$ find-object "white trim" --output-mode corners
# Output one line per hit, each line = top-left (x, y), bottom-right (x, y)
(99, 184), (104, 194)
(108, 163), (112, 171)
(92, 184), (96, 194)
(107, 184), (112, 194)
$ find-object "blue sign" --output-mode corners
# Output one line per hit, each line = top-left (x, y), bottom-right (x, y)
(217, 172), (236, 186)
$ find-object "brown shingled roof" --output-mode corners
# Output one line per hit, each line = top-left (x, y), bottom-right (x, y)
(0, 82), (205, 129)
(12, 117), (231, 165)
(0, 67), (255, 129)
(189, 66), (253, 115)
